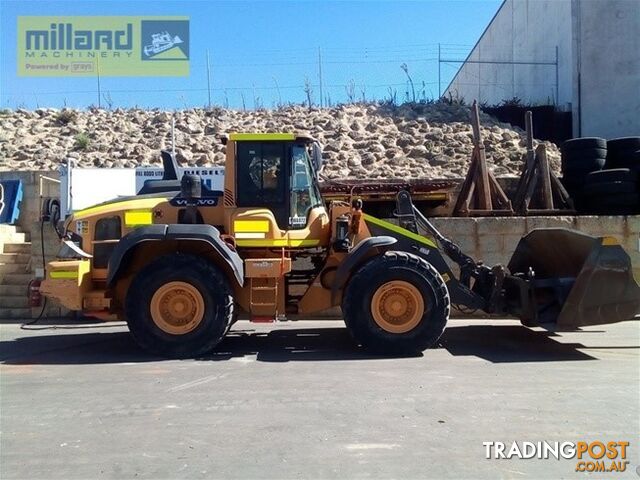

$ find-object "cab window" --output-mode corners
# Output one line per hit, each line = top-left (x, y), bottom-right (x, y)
(236, 141), (287, 228)
(289, 145), (323, 229)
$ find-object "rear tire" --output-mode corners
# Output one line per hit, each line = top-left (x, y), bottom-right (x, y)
(125, 253), (234, 358)
(342, 251), (449, 354)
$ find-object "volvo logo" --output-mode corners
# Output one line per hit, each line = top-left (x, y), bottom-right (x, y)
(170, 198), (219, 207)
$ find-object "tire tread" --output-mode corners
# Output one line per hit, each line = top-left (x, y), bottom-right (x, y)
(342, 251), (450, 354)
(125, 253), (234, 358)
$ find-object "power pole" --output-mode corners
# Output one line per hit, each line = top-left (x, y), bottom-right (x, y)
(206, 49), (212, 108)
(318, 47), (323, 108)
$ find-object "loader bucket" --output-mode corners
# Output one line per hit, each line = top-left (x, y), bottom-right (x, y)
(507, 228), (640, 328)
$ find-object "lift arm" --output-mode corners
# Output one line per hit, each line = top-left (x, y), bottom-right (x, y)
(395, 191), (482, 284)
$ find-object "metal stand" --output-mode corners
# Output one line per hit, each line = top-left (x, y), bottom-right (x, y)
(513, 111), (574, 215)
(453, 101), (513, 216)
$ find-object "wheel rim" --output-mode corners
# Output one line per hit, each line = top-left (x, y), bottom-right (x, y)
(371, 280), (425, 333)
(150, 281), (205, 335)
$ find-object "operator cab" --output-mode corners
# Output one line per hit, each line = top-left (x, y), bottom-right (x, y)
(231, 133), (324, 231)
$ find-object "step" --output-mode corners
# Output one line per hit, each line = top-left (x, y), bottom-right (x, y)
(2, 242), (31, 254)
(0, 273), (33, 285)
(0, 307), (32, 320)
(0, 225), (24, 234)
(0, 285), (26, 296)
(0, 253), (30, 264)
(0, 232), (26, 243)
(0, 296), (28, 308)
(0, 263), (29, 274)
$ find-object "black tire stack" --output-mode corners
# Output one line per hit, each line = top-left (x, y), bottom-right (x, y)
(583, 168), (639, 215)
(560, 136), (640, 215)
(560, 137), (607, 209)
(605, 137), (640, 172)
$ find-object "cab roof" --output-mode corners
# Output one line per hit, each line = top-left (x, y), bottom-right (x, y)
(226, 133), (315, 143)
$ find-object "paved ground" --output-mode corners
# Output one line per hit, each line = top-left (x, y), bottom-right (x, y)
(1, 318), (638, 479)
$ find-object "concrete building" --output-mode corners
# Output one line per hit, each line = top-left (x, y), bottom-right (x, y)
(444, 0), (640, 139)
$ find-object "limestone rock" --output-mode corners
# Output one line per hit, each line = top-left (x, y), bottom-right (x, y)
(0, 104), (562, 181)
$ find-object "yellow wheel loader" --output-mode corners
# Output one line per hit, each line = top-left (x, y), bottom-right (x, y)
(39, 133), (640, 357)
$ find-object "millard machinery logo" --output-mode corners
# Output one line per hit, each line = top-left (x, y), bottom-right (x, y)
(141, 20), (189, 61)
(17, 16), (190, 77)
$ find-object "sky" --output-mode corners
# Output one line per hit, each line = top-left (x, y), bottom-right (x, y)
(0, 0), (502, 110)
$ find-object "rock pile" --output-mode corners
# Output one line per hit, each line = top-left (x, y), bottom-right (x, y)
(0, 103), (561, 179)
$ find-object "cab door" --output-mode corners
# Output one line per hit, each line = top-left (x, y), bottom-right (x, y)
(235, 141), (288, 229)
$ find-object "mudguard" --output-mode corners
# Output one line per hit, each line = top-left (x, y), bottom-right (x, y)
(363, 214), (487, 310)
(107, 224), (244, 287)
(331, 236), (397, 301)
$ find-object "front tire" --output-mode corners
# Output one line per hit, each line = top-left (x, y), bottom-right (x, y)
(125, 253), (234, 358)
(342, 251), (450, 354)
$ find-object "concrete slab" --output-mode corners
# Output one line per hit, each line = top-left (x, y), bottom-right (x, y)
(1, 318), (638, 479)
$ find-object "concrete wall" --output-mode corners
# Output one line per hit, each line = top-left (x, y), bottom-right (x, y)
(446, 0), (572, 107)
(431, 215), (640, 285)
(572, 0), (640, 138)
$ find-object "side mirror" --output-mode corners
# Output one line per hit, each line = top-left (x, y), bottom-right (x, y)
(180, 174), (202, 199)
(311, 142), (323, 173)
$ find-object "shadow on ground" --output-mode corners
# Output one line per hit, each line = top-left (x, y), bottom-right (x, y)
(0, 321), (626, 365)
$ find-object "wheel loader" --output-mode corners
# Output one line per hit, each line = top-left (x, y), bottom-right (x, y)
(39, 133), (640, 357)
